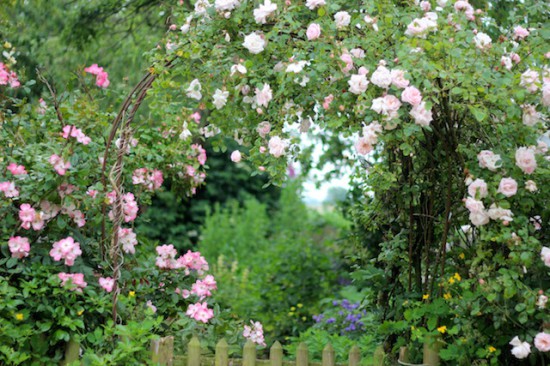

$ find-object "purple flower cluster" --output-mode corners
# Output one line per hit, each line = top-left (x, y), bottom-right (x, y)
(312, 299), (366, 336)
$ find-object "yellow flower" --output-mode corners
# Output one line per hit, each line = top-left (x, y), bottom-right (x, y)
(448, 277), (455, 284)
(77, 310), (84, 316)
(297, 303), (303, 308)
(488, 346), (496, 353)
(443, 293), (452, 300)
(4, 42), (12, 49)
(129, 291), (136, 297)
(422, 294), (430, 300)
(454, 273), (462, 281)
(437, 326), (447, 334)
(15, 313), (24, 321)
(290, 306), (296, 311)
(301, 316), (307, 321)
(458, 253), (465, 259)
(288, 312), (294, 316)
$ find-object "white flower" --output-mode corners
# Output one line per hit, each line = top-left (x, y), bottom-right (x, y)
(473, 32), (492, 50)
(186, 79), (202, 100)
(243, 33), (266, 54)
(194, 0), (211, 15)
(286, 61), (308, 73)
(212, 89), (229, 109)
(522, 105), (540, 126)
(254, 0), (277, 24)
(509, 337), (531, 359)
(305, 0), (325, 10)
(348, 74), (369, 94)
(179, 122), (192, 140)
(214, 0), (240, 11)
(230, 64), (247, 76)
(370, 65), (392, 89)
(180, 24), (190, 33)
(334, 11), (351, 28)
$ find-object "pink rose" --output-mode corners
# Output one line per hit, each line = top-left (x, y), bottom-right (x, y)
(497, 177), (517, 197)
(231, 150), (242, 163)
(306, 23), (321, 40)
(99, 277), (115, 293)
(534, 332), (550, 352)
(390, 69), (410, 89)
(257, 121), (271, 138)
(8, 236), (30, 259)
(513, 25), (529, 40)
(467, 178), (488, 198)
(268, 136), (289, 157)
(515, 147), (537, 174)
(401, 86), (422, 106)
(477, 150), (501, 171)
(410, 101), (432, 126)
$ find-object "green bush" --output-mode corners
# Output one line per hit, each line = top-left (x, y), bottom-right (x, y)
(199, 181), (349, 342)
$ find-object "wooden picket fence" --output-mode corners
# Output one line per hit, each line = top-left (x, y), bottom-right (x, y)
(149, 336), (388, 366)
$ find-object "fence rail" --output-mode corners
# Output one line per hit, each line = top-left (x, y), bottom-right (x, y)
(149, 336), (387, 366)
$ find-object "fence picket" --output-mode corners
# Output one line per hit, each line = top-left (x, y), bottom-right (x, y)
(270, 341), (283, 366)
(372, 346), (385, 366)
(215, 338), (229, 366)
(188, 336), (201, 366)
(243, 340), (257, 366)
(347, 345), (360, 366)
(151, 336), (174, 366)
(296, 343), (308, 366)
(322, 344), (335, 366)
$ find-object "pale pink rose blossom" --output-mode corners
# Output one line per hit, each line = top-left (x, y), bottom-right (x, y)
(522, 105), (540, 126)
(49, 154), (71, 175)
(8, 236), (30, 259)
(513, 25), (530, 40)
(401, 86), (423, 106)
(268, 136), (289, 157)
(146, 300), (157, 313)
(243, 33), (266, 54)
(534, 333), (550, 352)
(465, 197), (484, 213)
(255, 83), (273, 107)
(467, 178), (488, 198)
(84, 64), (110, 88)
(497, 177), (518, 197)
(541, 247), (550, 267)
(473, 32), (491, 50)
(340, 53), (354, 73)
(477, 150), (501, 171)
(257, 121), (271, 138)
(487, 204), (514, 222)
(410, 102), (432, 126)
(322, 94), (334, 110)
(355, 136), (374, 155)
(119, 228), (138, 254)
(511, 52), (521, 64)
(243, 321), (266, 346)
(350, 48), (365, 59)
(520, 69), (540, 93)
(390, 70), (410, 89)
(334, 11), (351, 29)
(348, 74), (369, 94)
(501, 56), (513, 70)
(214, 0), (240, 11)
(0, 181), (19, 198)
(186, 79), (202, 100)
(305, 0), (325, 10)
(537, 294), (548, 309)
(306, 23), (321, 40)
(420, 1), (431, 11)
(19, 204), (36, 230)
(231, 150), (242, 162)
(99, 277), (115, 292)
(542, 82), (550, 106)
(525, 180), (537, 192)
(370, 65), (392, 89)
(253, 0), (277, 24)
(469, 210), (489, 227)
(515, 147), (537, 174)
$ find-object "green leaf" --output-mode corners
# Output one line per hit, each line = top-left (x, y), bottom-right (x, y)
(468, 106), (487, 122)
